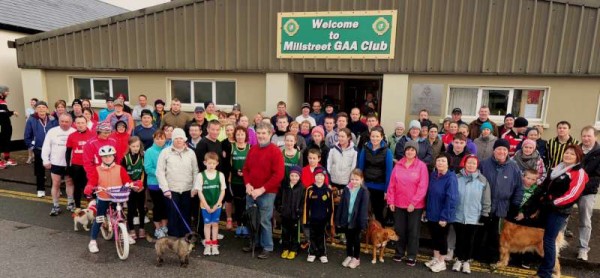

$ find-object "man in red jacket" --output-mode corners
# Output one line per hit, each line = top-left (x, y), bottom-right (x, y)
(242, 122), (284, 259)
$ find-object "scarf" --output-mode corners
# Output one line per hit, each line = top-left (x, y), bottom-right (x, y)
(513, 150), (540, 171)
(550, 162), (577, 180)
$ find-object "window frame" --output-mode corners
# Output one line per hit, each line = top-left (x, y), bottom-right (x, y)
(446, 85), (549, 125)
(70, 76), (130, 107)
(595, 94), (600, 128)
(167, 78), (237, 111)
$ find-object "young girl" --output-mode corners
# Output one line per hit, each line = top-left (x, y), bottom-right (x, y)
(288, 121), (307, 152)
(283, 133), (303, 182)
(299, 120), (312, 144)
(162, 124), (174, 147)
(335, 169), (369, 269)
(279, 166), (305, 260)
(230, 126), (250, 232)
(303, 126), (329, 167)
(122, 136), (147, 240)
(327, 128), (357, 190)
(110, 120), (130, 164)
(143, 130), (169, 238)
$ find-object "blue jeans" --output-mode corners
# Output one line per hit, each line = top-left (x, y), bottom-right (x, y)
(538, 211), (568, 278)
(90, 199), (110, 240)
(246, 193), (276, 252)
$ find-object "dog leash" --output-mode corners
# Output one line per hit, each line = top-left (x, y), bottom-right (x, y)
(169, 198), (193, 234)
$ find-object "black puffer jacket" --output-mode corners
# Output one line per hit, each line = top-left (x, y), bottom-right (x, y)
(279, 182), (305, 221)
(582, 143), (600, 196)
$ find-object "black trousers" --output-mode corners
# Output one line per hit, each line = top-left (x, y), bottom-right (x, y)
(231, 182), (246, 225)
(475, 216), (500, 264)
(368, 188), (385, 224)
(281, 217), (300, 252)
(0, 124), (12, 155)
(309, 221), (327, 257)
(167, 191), (191, 238)
(393, 208), (423, 260)
(345, 228), (362, 259)
(33, 149), (45, 191)
(428, 222), (449, 255)
(149, 189), (168, 222)
(127, 190), (147, 229)
(70, 165), (87, 208)
(454, 223), (478, 261)
(191, 195), (200, 229)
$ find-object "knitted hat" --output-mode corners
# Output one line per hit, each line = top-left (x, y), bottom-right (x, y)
(172, 128), (187, 141)
(311, 125), (325, 138)
(140, 109), (153, 118)
(35, 101), (48, 108)
(301, 102), (311, 110)
(289, 166), (302, 176)
(313, 166), (327, 176)
(514, 117), (529, 128)
(481, 121), (493, 131)
(459, 154), (479, 169)
(493, 138), (510, 150)
(404, 140), (419, 152)
(154, 99), (165, 106)
(395, 122), (405, 129)
(97, 122), (112, 133)
(522, 139), (536, 149)
(504, 113), (515, 120)
(452, 108), (462, 114)
(408, 120), (421, 130)
(71, 99), (82, 107)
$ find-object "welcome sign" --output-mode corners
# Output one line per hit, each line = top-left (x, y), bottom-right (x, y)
(277, 10), (397, 59)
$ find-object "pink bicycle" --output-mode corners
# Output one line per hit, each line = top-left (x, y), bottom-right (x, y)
(97, 184), (137, 260)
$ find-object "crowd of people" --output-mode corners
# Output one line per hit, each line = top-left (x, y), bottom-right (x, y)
(0, 85), (596, 277)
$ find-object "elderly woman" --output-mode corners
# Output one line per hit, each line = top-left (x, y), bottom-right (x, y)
(512, 139), (546, 185)
(387, 140), (429, 266)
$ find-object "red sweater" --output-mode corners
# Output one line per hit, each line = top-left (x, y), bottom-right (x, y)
(83, 136), (118, 181)
(300, 164), (329, 188)
(243, 143), (284, 194)
(110, 131), (130, 164)
(66, 129), (95, 166)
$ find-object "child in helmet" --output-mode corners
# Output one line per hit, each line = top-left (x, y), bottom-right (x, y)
(84, 145), (139, 253)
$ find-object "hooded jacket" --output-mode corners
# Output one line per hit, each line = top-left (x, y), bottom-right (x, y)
(279, 181), (305, 221)
(386, 157), (429, 209)
(479, 157), (524, 218)
(425, 170), (459, 222)
(357, 141), (393, 192)
(24, 113), (58, 149)
(335, 185), (369, 230)
(144, 143), (166, 190)
(454, 169), (492, 224)
(581, 142), (600, 195)
(474, 134), (497, 161)
(327, 141), (357, 185)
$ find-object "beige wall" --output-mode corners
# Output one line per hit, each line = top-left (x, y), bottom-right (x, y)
(43, 71), (266, 117)
(407, 75), (600, 140)
(1, 29), (27, 141)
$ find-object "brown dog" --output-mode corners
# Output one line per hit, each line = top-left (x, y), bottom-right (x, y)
(147, 232), (198, 267)
(364, 219), (399, 264)
(497, 221), (567, 277)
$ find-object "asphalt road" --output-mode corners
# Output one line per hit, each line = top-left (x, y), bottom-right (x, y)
(0, 180), (597, 278)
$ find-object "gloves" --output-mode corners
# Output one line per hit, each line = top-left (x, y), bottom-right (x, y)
(132, 180), (143, 191)
(83, 185), (94, 197)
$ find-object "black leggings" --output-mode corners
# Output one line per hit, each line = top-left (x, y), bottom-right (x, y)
(0, 124), (12, 156)
(428, 222), (449, 255)
(345, 228), (362, 259)
(454, 223), (478, 261)
(149, 189), (168, 222)
(368, 188), (385, 224)
(33, 149), (46, 191)
(231, 182), (246, 225)
(127, 190), (147, 230)
(70, 165), (87, 208)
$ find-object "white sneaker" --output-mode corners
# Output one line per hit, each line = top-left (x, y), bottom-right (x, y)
(342, 256), (352, 267)
(212, 244), (220, 255)
(217, 233), (224, 240)
(37, 191), (45, 198)
(430, 260), (447, 273)
(462, 261), (471, 274)
(425, 258), (437, 268)
(348, 258), (360, 269)
(319, 256), (328, 263)
(444, 249), (454, 261)
(88, 241), (99, 253)
(203, 245), (212, 256)
(133, 217), (140, 226)
(129, 235), (136, 245)
(307, 255), (316, 263)
(578, 250), (589, 261)
(452, 260), (462, 272)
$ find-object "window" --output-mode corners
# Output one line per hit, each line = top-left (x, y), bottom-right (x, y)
(73, 78), (129, 101)
(170, 80), (236, 106)
(447, 86), (547, 120)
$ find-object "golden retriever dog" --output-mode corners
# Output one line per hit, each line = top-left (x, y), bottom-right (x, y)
(498, 221), (567, 277)
(364, 219), (399, 264)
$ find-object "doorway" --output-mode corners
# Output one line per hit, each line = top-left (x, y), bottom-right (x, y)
(304, 77), (383, 115)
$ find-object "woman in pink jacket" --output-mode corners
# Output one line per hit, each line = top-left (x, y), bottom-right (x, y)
(387, 140), (429, 266)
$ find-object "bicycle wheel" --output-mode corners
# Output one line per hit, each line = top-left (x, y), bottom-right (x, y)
(115, 222), (130, 260)
(100, 216), (113, 240)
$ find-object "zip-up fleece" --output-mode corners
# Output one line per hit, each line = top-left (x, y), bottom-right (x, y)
(386, 157), (429, 209)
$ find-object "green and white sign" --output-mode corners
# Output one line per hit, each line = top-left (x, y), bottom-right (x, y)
(277, 10), (397, 59)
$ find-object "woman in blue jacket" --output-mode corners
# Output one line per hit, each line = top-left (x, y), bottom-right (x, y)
(425, 153), (458, 273)
(143, 130), (168, 238)
(452, 155), (491, 274)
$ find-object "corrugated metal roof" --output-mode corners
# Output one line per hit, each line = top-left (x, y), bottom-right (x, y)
(13, 0), (600, 76)
(0, 0), (127, 32)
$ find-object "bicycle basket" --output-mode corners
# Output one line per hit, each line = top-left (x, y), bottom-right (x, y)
(104, 186), (131, 203)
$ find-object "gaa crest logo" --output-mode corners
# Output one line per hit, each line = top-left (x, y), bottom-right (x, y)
(372, 17), (390, 36)
(283, 19), (300, 36)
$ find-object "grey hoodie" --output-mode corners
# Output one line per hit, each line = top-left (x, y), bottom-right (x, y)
(474, 134), (497, 161)
(327, 141), (358, 185)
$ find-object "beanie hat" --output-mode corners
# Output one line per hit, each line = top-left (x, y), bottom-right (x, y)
(289, 166), (302, 176)
(35, 101), (48, 108)
(140, 109), (153, 118)
(311, 126), (325, 138)
(522, 139), (536, 149)
(172, 128), (187, 141)
(459, 154), (480, 170)
(408, 120), (421, 130)
(313, 166), (327, 176)
(481, 121), (493, 132)
(97, 122), (112, 133)
(154, 99), (165, 106)
(493, 139), (510, 150)
(514, 117), (529, 128)
(71, 99), (82, 107)
(404, 140), (420, 153)
(115, 120), (127, 130)
(504, 113), (515, 121)
(395, 122), (405, 129)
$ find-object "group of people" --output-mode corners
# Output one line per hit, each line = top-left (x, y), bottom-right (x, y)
(0, 86), (595, 277)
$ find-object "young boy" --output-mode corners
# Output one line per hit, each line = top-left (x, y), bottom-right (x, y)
(446, 133), (470, 173)
(279, 166), (305, 260)
(302, 166), (334, 263)
(193, 152), (226, 256)
(514, 169), (539, 269)
(301, 149), (329, 188)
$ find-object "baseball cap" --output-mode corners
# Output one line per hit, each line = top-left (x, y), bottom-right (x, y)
(106, 97), (115, 102)
(301, 102), (310, 109)
(194, 106), (205, 113)
(452, 108), (462, 114)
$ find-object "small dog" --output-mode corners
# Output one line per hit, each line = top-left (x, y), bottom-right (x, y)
(498, 221), (567, 277)
(364, 218), (399, 264)
(72, 201), (96, 231)
(147, 232), (198, 267)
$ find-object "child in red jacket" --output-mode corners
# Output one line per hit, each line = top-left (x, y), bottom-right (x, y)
(110, 120), (130, 163)
(301, 149), (329, 188)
